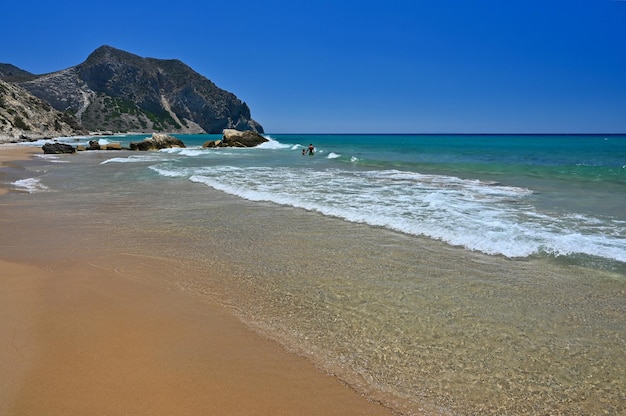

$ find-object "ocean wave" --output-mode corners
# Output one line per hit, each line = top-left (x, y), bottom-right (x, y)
(178, 149), (206, 157)
(100, 155), (164, 164)
(257, 139), (292, 150)
(148, 164), (191, 178)
(184, 165), (626, 263)
(34, 154), (70, 163)
(11, 178), (49, 193)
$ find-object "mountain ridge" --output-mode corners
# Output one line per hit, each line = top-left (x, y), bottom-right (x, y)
(2, 45), (263, 135)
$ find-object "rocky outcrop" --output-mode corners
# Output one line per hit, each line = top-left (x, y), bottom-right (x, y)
(129, 133), (185, 151)
(0, 79), (87, 143)
(86, 140), (102, 150)
(203, 129), (269, 148)
(202, 139), (223, 148)
(223, 129), (268, 147)
(8, 45), (264, 135)
(86, 140), (122, 150)
(42, 142), (76, 154)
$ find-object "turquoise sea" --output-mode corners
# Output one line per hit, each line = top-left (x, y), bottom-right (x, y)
(32, 133), (626, 268)
(5, 133), (626, 415)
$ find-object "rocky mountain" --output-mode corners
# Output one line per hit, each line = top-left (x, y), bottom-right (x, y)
(4, 46), (263, 134)
(0, 79), (86, 142)
(0, 64), (37, 83)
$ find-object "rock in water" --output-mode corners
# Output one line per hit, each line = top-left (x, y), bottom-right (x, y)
(221, 129), (268, 147)
(129, 133), (186, 151)
(42, 142), (76, 154)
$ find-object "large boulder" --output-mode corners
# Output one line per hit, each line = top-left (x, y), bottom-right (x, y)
(129, 133), (186, 151)
(221, 129), (268, 147)
(42, 142), (76, 154)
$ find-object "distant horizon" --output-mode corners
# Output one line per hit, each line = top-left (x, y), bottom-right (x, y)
(95, 131), (626, 136)
(263, 132), (626, 136)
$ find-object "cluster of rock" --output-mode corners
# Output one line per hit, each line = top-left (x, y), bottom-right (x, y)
(85, 140), (122, 150)
(41, 130), (268, 154)
(129, 133), (185, 151)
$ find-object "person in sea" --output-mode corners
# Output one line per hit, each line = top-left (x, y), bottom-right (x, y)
(302, 148), (307, 156)
(308, 144), (315, 155)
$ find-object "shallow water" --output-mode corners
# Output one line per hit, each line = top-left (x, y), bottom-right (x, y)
(1, 150), (624, 415)
(22, 133), (626, 267)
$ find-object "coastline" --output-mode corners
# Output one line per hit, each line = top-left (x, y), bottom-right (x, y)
(0, 145), (40, 195)
(0, 146), (396, 415)
(2, 143), (624, 415)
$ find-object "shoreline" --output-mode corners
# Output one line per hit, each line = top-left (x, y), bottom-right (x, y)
(0, 147), (396, 415)
(2, 144), (624, 415)
(0, 145), (40, 195)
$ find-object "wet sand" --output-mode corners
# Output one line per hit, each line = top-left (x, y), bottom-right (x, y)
(0, 145), (39, 195)
(0, 147), (395, 416)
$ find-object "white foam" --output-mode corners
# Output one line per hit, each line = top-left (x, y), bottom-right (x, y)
(17, 139), (54, 147)
(184, 165), (626, 262)
(157, 146), (211, 156)
(100, 155), (163, 164)
(327, 152), (341, 159)
(148, 164), (190, 178)
(11, 178), (49, 193)
(34, 154), (69, 163)
(256, 139), (292, 150)
(178, 149), (206, 157)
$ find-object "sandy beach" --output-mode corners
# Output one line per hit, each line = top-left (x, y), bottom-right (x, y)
(0, 146), (395, 415)
(2, 143), (624, 415)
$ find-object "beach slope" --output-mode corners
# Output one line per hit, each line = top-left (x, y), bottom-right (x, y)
(0, 147), (394, 416)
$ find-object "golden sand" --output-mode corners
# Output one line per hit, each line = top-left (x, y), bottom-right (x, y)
(0, 146), (395, 416)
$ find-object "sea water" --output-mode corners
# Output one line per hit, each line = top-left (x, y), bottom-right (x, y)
(4, 134), (626, 415)
(100, 133), (626, 267)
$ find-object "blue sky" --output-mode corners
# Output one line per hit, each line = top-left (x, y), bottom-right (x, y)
(2, 0), (625, 133)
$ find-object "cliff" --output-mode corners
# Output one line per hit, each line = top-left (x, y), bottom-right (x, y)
(6, 46), (263, 134)
(0, 79), (86, 142)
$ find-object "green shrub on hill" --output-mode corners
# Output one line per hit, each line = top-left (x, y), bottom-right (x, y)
(13, 115), (29, 130)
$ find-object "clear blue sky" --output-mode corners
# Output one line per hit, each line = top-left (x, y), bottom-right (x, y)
(2, 0), (625, 133)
